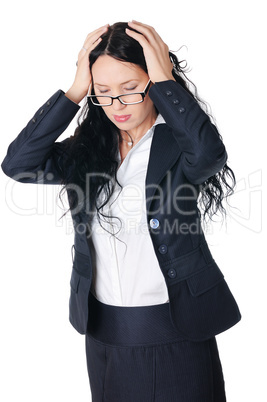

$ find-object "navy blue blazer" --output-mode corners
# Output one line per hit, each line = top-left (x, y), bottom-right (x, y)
(2, 80), (241, 341)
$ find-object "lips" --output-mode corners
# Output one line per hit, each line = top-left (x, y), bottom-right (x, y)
(113, 114), (131, 123)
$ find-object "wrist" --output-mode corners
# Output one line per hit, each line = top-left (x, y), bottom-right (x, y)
(65, 85), (88, 104)
(153, 75), (175, 83)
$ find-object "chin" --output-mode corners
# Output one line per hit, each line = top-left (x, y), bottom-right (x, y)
(113, 119), (138, 131)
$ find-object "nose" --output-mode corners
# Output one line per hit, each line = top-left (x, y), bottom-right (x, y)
(112, 98), (127, 111)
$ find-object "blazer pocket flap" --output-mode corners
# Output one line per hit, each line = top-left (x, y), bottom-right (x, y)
(187, 263), (224, 297)
(70, 269), (80, 293)
(72, 247), (91, 278)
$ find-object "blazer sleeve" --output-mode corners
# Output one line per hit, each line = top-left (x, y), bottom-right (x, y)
(149, 80), (228, 184)
(1, 90), (80, 184)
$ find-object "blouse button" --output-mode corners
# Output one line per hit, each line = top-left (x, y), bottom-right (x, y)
(150, 218), (160, 229)
(165, 90), (173, 97)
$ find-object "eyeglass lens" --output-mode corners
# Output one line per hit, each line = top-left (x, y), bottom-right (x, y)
(92, 93), (144, 105)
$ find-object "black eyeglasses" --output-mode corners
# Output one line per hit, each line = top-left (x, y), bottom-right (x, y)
(87, 79), (151, 106)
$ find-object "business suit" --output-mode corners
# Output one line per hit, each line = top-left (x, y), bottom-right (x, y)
(2, 80), (241, 344)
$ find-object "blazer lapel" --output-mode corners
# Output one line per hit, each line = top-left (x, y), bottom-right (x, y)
(145, 124), (181, 212)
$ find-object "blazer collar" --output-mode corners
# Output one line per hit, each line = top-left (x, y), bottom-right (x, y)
(145, 124), (181, 212)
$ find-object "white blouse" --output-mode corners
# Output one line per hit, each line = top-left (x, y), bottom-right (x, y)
(88, 114), (169, 306)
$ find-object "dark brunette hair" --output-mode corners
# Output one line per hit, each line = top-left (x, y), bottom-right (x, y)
(60, 22), (235, 231)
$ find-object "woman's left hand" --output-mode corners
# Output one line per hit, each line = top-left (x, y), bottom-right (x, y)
(126, 21), (175, 83)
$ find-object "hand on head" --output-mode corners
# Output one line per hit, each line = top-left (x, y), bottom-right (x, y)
(66, 24), (109, 103)
(126, 21), (174, 84)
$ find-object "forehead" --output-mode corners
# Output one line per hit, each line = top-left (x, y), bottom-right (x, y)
(91, 55), (147, 85)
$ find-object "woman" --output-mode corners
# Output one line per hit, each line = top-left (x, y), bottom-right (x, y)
(2, 21), (241, 401)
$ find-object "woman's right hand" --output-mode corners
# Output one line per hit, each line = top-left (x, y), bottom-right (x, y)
(65, 24), (109, 104)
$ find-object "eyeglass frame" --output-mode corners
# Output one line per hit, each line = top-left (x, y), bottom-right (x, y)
(87, 79), (151, 106)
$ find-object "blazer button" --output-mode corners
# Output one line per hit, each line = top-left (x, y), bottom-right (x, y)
(179, 107), (186, 113)
(150, 218), (160, 229)
(173, 99), (180, 105)
(158, 244), (168, 254)
(167, 268), (177, 279)
(32, 117), (37, 123)
(39, 109), (44, 115)
(165, 90), (172, 96)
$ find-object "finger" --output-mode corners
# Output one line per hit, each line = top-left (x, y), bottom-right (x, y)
(128, 21), (168, 54)
(83, 30), (106, 49)
(128, 21), (161, 43)
(85, 24), (109, 40)
(83, 24), (109, 48)
(89, 36), (103, 51)
(126, 26), (166, 56)
(125, 27), (150, 48)
(84, 36), (103, 52)
(77, 36), (103, 66)
(130, 20), (155, 31)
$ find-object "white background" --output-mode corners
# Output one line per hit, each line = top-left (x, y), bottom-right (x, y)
(0, 0), (266, 400)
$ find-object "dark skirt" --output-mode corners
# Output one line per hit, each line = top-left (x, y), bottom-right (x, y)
(85, 292), (226, 402)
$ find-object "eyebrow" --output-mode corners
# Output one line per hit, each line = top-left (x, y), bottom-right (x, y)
(94, 80), (139, 87)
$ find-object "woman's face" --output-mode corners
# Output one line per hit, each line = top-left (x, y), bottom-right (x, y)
(91, 55), (157, 134)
